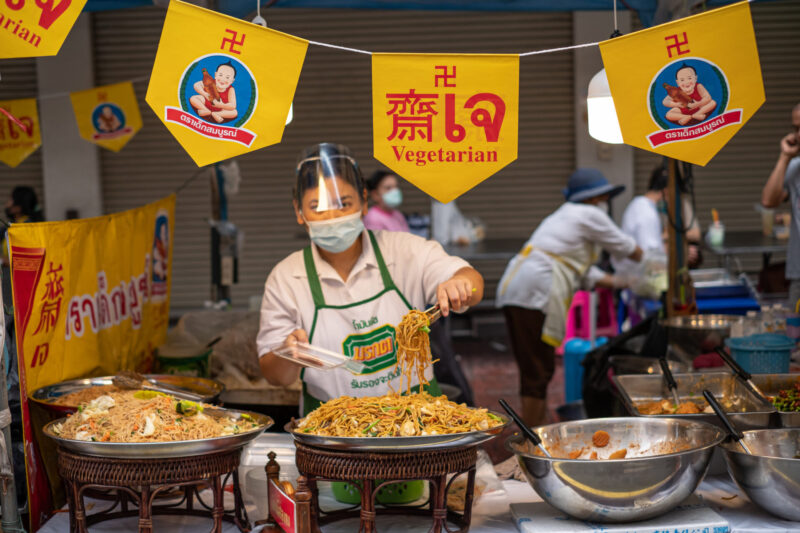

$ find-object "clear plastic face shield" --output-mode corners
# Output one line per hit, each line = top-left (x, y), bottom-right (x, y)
(295, 144), (365, 221)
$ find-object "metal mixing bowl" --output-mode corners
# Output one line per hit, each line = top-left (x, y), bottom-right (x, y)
(720, 428), (800, 521)
(505, 417), (724, 523)
(661, 314), (741, 364)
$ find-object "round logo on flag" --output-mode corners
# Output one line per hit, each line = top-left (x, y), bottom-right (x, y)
(91, 103), (126, 134)
(648, 57), (729, 131)
(178, 54), (257, 128)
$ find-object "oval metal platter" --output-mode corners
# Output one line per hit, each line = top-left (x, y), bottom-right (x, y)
(286, 411), (509, 452)
(31, 375), (226, 415)
(44, 409), (273, 459)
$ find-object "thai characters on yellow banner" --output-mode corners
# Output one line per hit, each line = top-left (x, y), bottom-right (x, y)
(0, 98), (41, 167)
(372, 54), (519, 203)
(146, 0), (308, 166)
(70, 81), (143, 152)
(599, 2), (764, 166)
(0, 0), (88, 59)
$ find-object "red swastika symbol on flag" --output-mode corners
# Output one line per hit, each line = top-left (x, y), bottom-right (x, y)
(221, 29), (246, 55)
(434, 66), (457, 88)
(664, 32), (690, 58)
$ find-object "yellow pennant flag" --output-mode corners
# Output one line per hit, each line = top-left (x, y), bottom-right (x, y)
(373, 54), (519, 203)
(0, 98), (41, 167)
(146, 0), (308, 166)
(70, 81), (143, 152)
(599, 2), (764, 166)
(0, 0), (87, 58)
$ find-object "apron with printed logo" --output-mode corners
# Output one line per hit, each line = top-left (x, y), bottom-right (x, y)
(300, 231), (440, 415)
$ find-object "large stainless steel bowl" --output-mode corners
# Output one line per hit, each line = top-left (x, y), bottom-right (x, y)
(661, 314), (741, 364)
(505, 417), (724, 523)
(720, 428), (800, 521)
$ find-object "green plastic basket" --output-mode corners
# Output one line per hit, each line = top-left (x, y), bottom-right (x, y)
(332, 480), (424, 505)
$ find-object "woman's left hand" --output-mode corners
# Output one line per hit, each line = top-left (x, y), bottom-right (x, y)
(436, 276), (473, 317)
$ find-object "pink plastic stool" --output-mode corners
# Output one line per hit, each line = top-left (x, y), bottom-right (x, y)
(556, 289), (618, 355)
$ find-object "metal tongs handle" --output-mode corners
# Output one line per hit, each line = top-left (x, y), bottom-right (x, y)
(499, 399), (551, 458)
(714, 346), (766, 399)
(659, 357), (681, 407)
(703, 389), (752, 455)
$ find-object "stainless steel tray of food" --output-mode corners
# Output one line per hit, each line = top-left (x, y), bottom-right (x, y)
(744, 373), (800, 427)
(31, 375), (225, 414)
(613, 372), (777, 430)
(285, 411), (509, 452)
(44, 409), (272, 459)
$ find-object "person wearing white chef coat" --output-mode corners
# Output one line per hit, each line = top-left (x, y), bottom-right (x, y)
(497, 168), (643, 427)
(256, 143), (484, 416)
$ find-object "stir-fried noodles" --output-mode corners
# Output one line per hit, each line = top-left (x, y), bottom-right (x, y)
(394, 309), (435, 394)
(51, 391), (261, 443)
(52, 385), (125, 406)
(296, 392), (503, 437)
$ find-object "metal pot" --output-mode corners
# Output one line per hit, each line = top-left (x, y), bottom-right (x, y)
(661, 314), (741, 364)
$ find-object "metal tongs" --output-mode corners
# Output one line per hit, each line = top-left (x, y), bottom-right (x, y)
(420, 305), (443, 333)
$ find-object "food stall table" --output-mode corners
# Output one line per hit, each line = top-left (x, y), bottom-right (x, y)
(704, 230), (788, 271)
(39, 475), (798, 532)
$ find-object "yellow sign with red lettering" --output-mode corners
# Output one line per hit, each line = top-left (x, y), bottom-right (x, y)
(0, 0), (87, 59)
(0, 98), (41, 167)
(70, 81), (143, 152)
(372, 54), (519, 203)
(146, 0), (308, 166)
(599, 1), (763, 166)
(10, 195), (175, 531)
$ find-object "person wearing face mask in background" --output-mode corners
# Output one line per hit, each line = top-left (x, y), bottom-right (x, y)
(496, 168), (643, 427)
(256, 143), (484, 414)
(363, 170), (410, 233)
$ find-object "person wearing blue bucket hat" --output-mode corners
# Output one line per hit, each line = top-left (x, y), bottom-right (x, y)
(497, 168), (643, 426)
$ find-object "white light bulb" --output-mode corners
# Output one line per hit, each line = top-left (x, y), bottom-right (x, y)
(587, 69), (623, 145)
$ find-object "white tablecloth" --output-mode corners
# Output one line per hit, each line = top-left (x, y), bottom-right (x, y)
(39, 476), (798, 532)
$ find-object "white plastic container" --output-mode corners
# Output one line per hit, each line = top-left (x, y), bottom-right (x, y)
(273, 341), (365, 374)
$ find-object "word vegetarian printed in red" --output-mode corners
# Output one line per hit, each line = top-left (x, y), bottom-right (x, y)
(385, 65), (507, 167)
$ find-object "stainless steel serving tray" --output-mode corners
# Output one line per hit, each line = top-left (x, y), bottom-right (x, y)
(745, 373), (800, 428)
(285, 411), (509, 452)
(613, 372), (777, 430)
(31, 375), (225, 414)
(44, 409), (272, 459)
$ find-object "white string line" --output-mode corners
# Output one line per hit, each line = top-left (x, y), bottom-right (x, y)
(306, 39), (372, 55)
(519, 40), (600, 57)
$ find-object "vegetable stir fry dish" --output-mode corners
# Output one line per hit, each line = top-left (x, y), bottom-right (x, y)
(50, 391), (262, 442)
(770, 381), (800, 412)
(296, 392), (503, 437)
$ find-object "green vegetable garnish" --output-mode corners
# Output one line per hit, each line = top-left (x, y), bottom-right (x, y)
(134, 390), (166, 400)
(381, 406), (400, 412)
(362, 420), (380, 434)
(240, 413), (253, 421)
(91, 437), (97, 442)
(78, 405), (84, 413)
(175, 400), (203, 416)
(302, 427), (316, 433)
(487, 413), (501, 421)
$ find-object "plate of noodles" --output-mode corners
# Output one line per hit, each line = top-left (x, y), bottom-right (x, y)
(286, 392), (508, 451)
(31, 375), (225, 415)
(44, 390), (271, 458)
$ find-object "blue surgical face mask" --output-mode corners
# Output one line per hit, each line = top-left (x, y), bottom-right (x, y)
(382, 188), (403, 209)
(305, 211), (364, 253)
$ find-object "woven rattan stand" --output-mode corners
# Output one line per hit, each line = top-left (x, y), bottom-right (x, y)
(294, 442), (477, 533)
(57, 447), (250, 533)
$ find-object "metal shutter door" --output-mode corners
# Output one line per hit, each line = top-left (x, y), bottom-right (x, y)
(92, 7), (574, 310)
(0, 58), (44, 209)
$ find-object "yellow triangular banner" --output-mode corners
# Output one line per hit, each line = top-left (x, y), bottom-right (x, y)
(0, 0), (88, 59)
(0, 98), (41, 168)
(70, 81), (143, 152)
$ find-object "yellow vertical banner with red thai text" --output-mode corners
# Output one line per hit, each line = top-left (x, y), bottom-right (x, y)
(8, 195), (175, 530)
(372, 54), (519, 203)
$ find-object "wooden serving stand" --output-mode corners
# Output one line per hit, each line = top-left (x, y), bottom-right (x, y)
(260, 444), (478, 533)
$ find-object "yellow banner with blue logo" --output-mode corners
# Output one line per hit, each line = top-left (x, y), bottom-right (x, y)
(0, 0), (87, 58)
(146, 0), (308, 166)
(9, 195), (175, 529)
(70, 81), (143, 152)
(372, 54), (519, 203)
(599, 2), (764, 166)
(0, 98), (41, 167)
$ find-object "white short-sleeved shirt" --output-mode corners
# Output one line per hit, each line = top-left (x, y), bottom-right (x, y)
(612, 195), (663, 273)
(496, 202), (636, 310)
(257, 230), (470, 356)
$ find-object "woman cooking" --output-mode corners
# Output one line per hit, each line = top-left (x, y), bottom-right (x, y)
(497, 168), (643, 427)
(256, 143), (484, 415)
